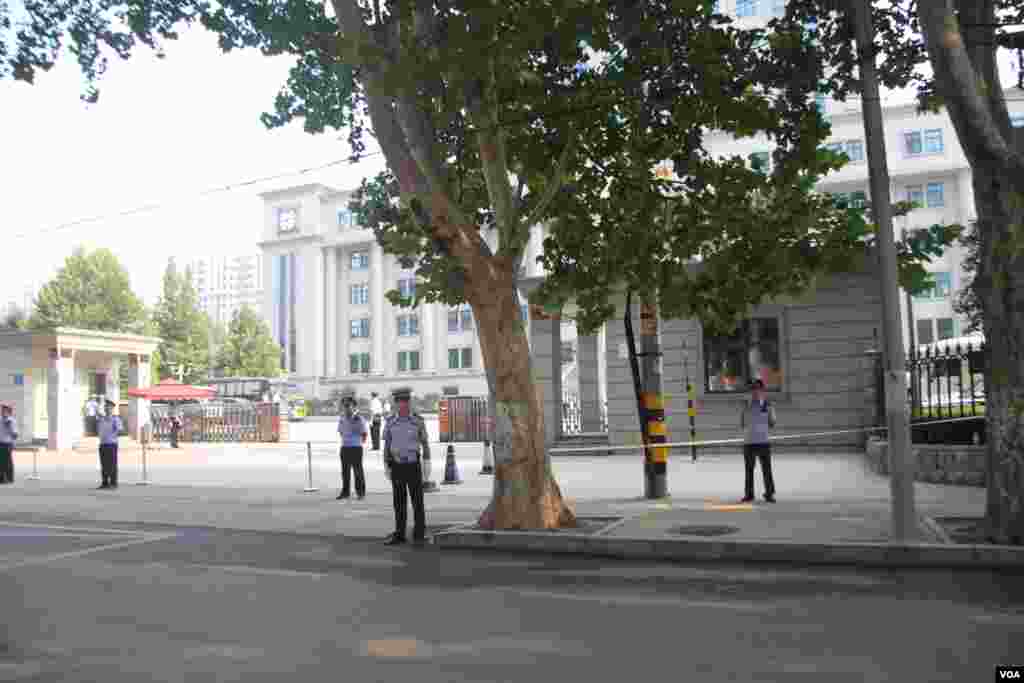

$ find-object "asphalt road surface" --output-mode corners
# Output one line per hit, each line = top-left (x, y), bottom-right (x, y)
(1, 517), (1022, 682)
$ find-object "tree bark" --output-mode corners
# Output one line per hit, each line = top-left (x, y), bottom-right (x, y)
(917, 0), (1024, 544)
(472, 269), (577, 530)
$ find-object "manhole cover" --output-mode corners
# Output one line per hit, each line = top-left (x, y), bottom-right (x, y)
(670, 524), (739, 537)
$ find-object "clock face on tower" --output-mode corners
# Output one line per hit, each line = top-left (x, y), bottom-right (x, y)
(277, 207), (298, 233)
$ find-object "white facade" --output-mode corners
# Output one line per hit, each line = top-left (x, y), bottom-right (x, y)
(257, 183), (549, 399)
(187, 254), (264, 328)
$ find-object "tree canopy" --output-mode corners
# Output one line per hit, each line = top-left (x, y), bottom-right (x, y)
(215, 306), (282, 378)
(152, 258), (211, 384)
(28, 247), (146, 333)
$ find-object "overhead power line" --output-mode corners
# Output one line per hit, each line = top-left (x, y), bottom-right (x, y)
(9, 150), (384, 242)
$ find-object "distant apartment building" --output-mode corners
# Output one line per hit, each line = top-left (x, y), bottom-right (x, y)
(257, 183), (547, 399)
(186, 254), (264, 329)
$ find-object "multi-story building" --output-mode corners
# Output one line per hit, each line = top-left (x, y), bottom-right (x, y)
(187, 254), (264, 329)
(705, 0), (1024, 348)
(257, 183), (547, 399)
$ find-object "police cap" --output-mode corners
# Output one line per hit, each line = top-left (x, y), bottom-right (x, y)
(104, 399), (117, 408)
(391, 386), (412, 402)
(339, 388), (356, 403)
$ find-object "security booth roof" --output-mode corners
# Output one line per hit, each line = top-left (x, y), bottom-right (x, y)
(126, 378), (216, 401)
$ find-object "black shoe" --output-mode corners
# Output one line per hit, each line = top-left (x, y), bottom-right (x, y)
(357, 493), (365, 500)
(337, 493), (350, 500)
(412, 533), (427, 544)
(98, 483), (109, 489)
(109, 484), (118, 490)
(740, 496), (754, 503)
(764, 494), (776, 503)
(385, 534), (406, 546)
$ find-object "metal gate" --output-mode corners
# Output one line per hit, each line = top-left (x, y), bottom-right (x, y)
(439, 396), (490, 442)
(149, 403), (281, 443)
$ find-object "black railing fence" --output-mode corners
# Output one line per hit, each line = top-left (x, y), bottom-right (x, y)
(873, 340), (987, 444)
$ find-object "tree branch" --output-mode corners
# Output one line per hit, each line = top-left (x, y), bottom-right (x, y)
(514, 130), (576, 251)
(917, 0), (1024, 190)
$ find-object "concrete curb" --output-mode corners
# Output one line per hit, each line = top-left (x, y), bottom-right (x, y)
(433, 529), (1024, 570)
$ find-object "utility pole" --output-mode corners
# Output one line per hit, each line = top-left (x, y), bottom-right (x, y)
(850, 0), (917, 541)
(902, 227), (919, 412)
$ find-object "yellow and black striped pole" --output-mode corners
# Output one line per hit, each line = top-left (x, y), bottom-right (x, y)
(640, 299), (668, 498)
(684, 349), (697, 461)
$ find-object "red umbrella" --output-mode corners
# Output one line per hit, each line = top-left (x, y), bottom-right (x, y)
(126, 378), (216, 401)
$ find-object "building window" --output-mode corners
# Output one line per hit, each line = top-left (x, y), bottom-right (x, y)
(770, 0), (786, 17)
(905, 129), (943, 157)
(926, 182), (945, 207)
(397, 277), (416, 303)
(704, 318), (783, 393)
(397, 350), (421, 373)
(923, 128), (944, 154)
(449, 347), (473, 370)
(350, 251), (369, 271)
(276, 207), (298, 234)
(350, 317), (371, 338)
(844, 140), (864, 161)
(350, 283), (369, 306)
(906, 185), (924, 207)
(337, 208), (353, 229)
(1011, 113), (1024, 128)
(448, 305), (473, 333)
(397, 314), (419, 337)
(849, 191), (867, 209)
(814, 92), (826, 114)
(349, 353), (371, 374)
(749, 151), (770, 173)
(936, 317), (955, 341)
(736, 0), (756, 17)
(916, 319), (934, 345)
(915, 271), (952, 300)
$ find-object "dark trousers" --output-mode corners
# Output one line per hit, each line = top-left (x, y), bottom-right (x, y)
(370, 417), (381, 450)
(743, 443), (775, 499)
(390, 461), (425, 539)
(0, 443), (13, 483)
(85, 416), (98, 437)
(339, 446), (366, 497)
(99, 443), (119, 486)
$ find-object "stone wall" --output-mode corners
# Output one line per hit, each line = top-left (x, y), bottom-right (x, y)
(865, 438), (986, 487)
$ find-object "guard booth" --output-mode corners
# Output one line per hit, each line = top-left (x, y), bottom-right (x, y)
(439, 396), (490, 443)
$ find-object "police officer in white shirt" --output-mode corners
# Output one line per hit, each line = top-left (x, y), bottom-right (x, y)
(383, 387), (431, 544)
(0, 404), (19, 484)
(740, 379), (777, 503)
(97, 399), (123, 489)
(369, 391), (384, 451)
(336, 389), (369, 500)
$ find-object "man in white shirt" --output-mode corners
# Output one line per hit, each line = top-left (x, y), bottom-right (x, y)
(369, 391), (384, 451)
(0, 404), (19, 484)
(84, 396), (99, 436)
(97, 399), (123, 489)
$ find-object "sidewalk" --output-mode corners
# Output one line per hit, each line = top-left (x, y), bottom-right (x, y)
(3, 447), (1020, 569)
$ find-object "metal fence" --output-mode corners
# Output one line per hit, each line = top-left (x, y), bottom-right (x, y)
(149, 402), (281, 443)
(872, 340), (987, 444)
(561, 396), (609, 435)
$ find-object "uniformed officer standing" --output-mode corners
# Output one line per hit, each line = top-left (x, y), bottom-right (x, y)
(97, 399), (123, 489)
(383, 387), (431, 544)
(336, 390), (368, 500)
(0, 404), (19, 484)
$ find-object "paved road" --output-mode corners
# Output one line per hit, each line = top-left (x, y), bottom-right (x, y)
(1, 517), (1022, 682)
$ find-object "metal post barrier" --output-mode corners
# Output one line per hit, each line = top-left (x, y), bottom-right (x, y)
(303, 442), (318, 493)
(137, 440), (152, 486)
(25, 448), (40, 481)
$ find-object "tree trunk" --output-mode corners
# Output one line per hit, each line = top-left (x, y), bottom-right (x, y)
(974, 166), (1024, 545)
(470, 271), (577, 530)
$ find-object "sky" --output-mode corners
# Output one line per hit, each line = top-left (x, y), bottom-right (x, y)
(0, 24), (386, 308)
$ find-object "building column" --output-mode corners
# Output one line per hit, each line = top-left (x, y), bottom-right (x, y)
(577, 333), (601, 432)
(957, 169), (975, 224)
(337, 247), (349, 376)
(124, 354), (151, 442)
(529, 305), (561, 447)
(47, 348), (75, 451)
(421, 301), (435, 371)
(371, 242), (385, 376)
(325, 247), (338, 377)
